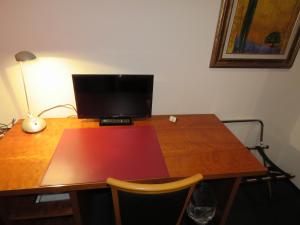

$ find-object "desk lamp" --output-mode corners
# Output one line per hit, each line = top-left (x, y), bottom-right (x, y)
(15, 50), (46, 133)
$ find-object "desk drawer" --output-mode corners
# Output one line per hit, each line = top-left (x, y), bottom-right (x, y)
(0, 193), (80, 225)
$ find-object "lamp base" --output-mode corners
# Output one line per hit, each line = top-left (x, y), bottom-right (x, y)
(22, 115), (46, 133)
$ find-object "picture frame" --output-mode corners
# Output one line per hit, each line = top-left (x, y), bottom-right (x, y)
(210, 0), (300, 68)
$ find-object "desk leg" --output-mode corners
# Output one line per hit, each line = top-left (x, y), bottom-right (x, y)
(70, 192), (82, 225)
(0, 197), (9, 225)
(219, 177), (241, 225)
(196, 177), (241, 225)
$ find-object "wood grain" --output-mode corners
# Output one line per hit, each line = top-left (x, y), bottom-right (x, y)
(0, 115), (266, 195)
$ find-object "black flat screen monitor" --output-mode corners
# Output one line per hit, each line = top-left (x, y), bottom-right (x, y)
(72, 74), (153, 119)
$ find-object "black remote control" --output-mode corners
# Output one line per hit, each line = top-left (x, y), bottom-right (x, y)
(100, 117), (133, 126)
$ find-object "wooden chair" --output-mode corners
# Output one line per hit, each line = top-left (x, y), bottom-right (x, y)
(106, 174), (203, 225)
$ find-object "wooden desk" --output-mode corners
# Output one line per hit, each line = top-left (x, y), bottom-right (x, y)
(0, 115), (266, 225)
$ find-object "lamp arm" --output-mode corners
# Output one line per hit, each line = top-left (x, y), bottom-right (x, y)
(20, 62), (31, 115)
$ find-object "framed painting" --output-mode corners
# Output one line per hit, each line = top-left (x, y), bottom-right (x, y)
(210, 0), (300, 68)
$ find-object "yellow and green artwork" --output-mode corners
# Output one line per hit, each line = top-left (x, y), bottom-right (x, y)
(226, 0), (300, 55)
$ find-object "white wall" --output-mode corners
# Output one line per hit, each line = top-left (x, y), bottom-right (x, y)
(0, 0), (300, 187)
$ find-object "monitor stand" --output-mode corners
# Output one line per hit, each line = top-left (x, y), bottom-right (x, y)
(100, 117), (133, 126)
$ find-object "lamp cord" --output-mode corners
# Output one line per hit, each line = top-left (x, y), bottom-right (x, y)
(38, 104), (77, 117)
(0, 118), (16, 137)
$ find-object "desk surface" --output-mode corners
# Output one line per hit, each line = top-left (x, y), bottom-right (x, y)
(0, 114), (266, 195)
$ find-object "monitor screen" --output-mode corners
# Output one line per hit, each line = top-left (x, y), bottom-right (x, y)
(72, 74), (153, 119)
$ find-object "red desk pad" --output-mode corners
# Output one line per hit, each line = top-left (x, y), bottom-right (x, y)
(41, 126), (169, 186)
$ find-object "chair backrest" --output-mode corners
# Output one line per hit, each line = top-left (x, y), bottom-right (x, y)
(106, 174), (203, 225)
